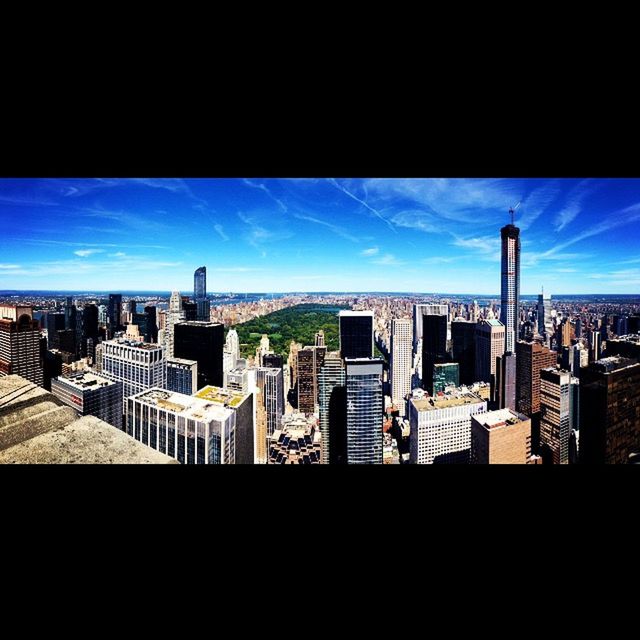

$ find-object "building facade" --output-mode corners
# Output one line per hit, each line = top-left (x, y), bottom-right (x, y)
(318, 352), (345, 464)
(166, 357), (198, 395)
(539, 368), (572, 464)
(470, 408), (532, 464)
(0, 305), (43, 387)
(500, 222), (521, 353)
(339, 310), (374, 360)
(390, 318), (412, 416)
(268, 413), (321, 464)
(174, 321), (224, 389)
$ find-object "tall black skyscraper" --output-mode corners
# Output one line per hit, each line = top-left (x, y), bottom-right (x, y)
(83, 304), (99, 342)
(338, 311), (373, 359)
(174, 321), (224, 389)
(143, 305), (158, 343)
(500, 219), (521, 353)
(194, 266), (206, 300)
(65, 297), (76, 331)
(263, 353), (284, 370)
(421, 313), (448, 395)
(46, 312), (66, 349)
(128, 300), (137, 315)
(451, 319), (476, 385)
(194, 266), (210, 321)
(182, 301), (198, 321)
(108, 294), (123, 334)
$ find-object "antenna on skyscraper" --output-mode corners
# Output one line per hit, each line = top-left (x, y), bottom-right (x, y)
(508, 201), (521, 225)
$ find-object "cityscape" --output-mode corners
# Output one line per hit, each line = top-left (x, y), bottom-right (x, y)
(0, 177), (639, 464)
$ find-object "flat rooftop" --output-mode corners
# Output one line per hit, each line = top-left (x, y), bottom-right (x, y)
(54, 371), (116, 390)
(195, 385), (248, 408)
(176, 321), (222, 327)
(411, 391), (485, 412)
(473, 408), (529, 430)
(133, 388), (235, 421)
(0, 375), (175, 464)
(104, 338), (162, 350)
(167, 357), (198, 366)
(339, 310), (373, 316)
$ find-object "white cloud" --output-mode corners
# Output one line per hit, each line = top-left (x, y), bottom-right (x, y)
(360, 247), (379, 256)
(74, 249), (104, 258)
(214, 224), (229, 241)
(371, 253), (405, 266)
(0, 264), (20, 269)
(293, 213), (359, 242)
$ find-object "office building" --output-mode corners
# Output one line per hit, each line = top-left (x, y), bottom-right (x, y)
(0, 305), (43, 387)
(628, 315), (640, 334)
(182, 301), (197, 322)
(162, 290), (185, 358)
(475, 319), (505, 401)
(100, 337), (166, 421)
(339, 310), (374, 359)
(193, 266), (210, 321)
(589, 330), (601, 362)
(390, 318), (412, 416)
(225, 364), (249, 394)
(51, 371), (122, 428)
(255, 388), (268, 464)
(194, 385), (254, 464)
(515, 339), (557, 418)
(496, 351), (516, 411)
(537, 289), (553, 342)
(433, 362), (459, 394)
(451, 319), (476, 385)
(470, 408), (532, 464)
(46, 311), (66, 349)
(579, 356), (640, 464)
(409, 388), (487, 464)
(256, 367), (284, 438)
(263, 353), (283, 370)
(413, 303), (448, 355)
(143, 306), (158, 343)
(421, 313), (448, 395)
(83, 304), (99, 346)
(500, 220), (521, 353)
(297, 347), (317, 414)
(345, 358), (384, 464)
(539, 368), (572, 464)
(166, 357), (198, 395)
(268, 413), (321, 464)
(126, 388), (236, 464)
(319, 352), (345, 465)
(174, 321), (224, 389)
(225, 328), (240, 363)
(108, 294), (123, 335)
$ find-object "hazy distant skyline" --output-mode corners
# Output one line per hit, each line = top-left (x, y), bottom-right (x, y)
(1, 177), (639, 294)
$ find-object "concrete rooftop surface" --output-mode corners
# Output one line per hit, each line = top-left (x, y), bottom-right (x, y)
(0, 374), (176, 464)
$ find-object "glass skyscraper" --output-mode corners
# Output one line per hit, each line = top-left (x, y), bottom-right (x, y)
(345, 358), (383, 464)
(500, 222), (520, 353)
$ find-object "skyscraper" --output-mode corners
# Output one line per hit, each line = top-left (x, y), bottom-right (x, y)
(100, 337), (167, 424)
(345, 358), (383, 464)
(451, 319), (476, 385)
(108, 294), (123, 335)
(256, 367), (284, 438)
(537, 288), (553, 342)
(339, 310), (374, 360)
(475, 319), (505, 402)
(126, 388), (236, 464)
(163, 290), (185, 358)
(390, 318), (412, 415)
(194, 266), (206, 299)
(432, 362), (459, 393)
(470, 408), (532, 464)
(540, 368), (572, 464)
(421, 313), (448, 395)
(579, 356), (640, 464)
(413, 303), (448, 356)
(174, 321), (224, 389)
(166, 357), (198, 395)
(225, 328), (240, 364)
(409, 388), (487, 464)
(45, 311), (66, 349)
(496, 351), (516, 411)
(143, 305), (158, 343)
(297, 347), (317, 414)
(0, 305), (44, 387)
(318, 352), (345, 464)
(500, 220), (521, 353)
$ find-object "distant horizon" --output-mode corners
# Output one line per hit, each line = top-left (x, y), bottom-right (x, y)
(1, 289), (639, 299)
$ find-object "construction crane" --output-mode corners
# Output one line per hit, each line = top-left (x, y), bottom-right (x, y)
(508, 201), (521, 225)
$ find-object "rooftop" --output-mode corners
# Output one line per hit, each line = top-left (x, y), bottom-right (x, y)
(133, 388), (235, 422)
(411, 389), (485, 412)
(592, 356), (639, 374)
(0, 375), (175, 464)
(104, 338), (163, 351)
(339, 310), (373, 317)
(195, 385), (249, 408)
(167, 357), (198, 367)
(473, 409), (529, 430)
(54, 371), (116, 390)
(176, 321), (222, 327)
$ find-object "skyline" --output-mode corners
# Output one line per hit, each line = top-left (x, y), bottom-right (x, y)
(2, 177), (640, 294)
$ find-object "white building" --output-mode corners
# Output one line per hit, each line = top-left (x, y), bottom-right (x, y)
(126, 388), (236, 464)
(100, 338), (166, 418)
(163, 290), (185, 358)
(409, 388), (487, 464)
(225, 328), (240, 363)
(390, 318), (412, 416)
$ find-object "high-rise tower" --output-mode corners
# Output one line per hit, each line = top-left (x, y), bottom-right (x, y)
(500, 214), (521, 353)
(194, 266), (209, 321)
(390, 318), (412, 416)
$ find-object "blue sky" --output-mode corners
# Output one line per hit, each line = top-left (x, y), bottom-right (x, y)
(1, 177), (639, 294)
